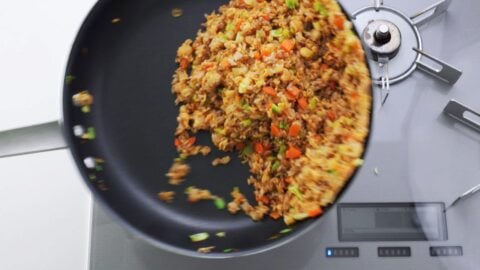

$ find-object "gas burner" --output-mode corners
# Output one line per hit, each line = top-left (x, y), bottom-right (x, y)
(351, 0), (463, 105)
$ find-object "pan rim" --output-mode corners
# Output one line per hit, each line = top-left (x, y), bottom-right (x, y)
(62, 0), (375, 259)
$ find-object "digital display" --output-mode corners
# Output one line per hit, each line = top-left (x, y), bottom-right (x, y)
(337, 203), (447, 241)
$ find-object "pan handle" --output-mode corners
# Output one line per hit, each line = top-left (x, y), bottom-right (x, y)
(0, 121), (67, 158)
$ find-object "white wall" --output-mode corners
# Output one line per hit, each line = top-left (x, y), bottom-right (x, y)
(0, 1), (96, 269)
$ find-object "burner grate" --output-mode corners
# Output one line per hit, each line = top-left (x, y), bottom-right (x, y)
(351, 0), (463, 105)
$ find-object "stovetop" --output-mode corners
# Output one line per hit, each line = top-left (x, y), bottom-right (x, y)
(89, 0), (480, 269)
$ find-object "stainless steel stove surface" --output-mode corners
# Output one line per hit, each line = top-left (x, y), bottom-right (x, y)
(89, 0), (480, 269)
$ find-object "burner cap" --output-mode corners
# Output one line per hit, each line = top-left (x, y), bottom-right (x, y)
(363, 20), (401, 61)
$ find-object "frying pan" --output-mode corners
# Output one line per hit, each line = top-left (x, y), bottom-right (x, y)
(0, 0), (372, 258)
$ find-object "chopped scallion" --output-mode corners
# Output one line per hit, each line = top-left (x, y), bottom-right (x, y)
(87, 127), (96, 140)
(65, 75), (75, 85)
(288, 185), (303, 200)
(242, 104), (251, 111)
(285, 0), (299, 9)
(226, 23), (235, 32)
(309, 97), (319, 109)
(242, 119), (252, 127)
(214, 128), (226, 135)
(272, 160), (281, 171)
(272, 104), (282, 114)
(293, 213), (309, 220)
(278, 143), (287, 155)
(242, 145), (253, 156)
(353, 159), (364, 166)
(314, 1), (328, 15)
(214, 198), (226, 210)
(327, 169), (337, 176)
(239, 79), (250, 93)
(271, 28), (283, 38)
(189, 232), (209, 242)
(216, 232), (226, 237)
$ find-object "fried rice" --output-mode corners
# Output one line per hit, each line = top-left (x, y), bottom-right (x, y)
(170, 0), (371, 225)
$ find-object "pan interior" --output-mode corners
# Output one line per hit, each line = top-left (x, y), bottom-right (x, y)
(64, 0), (316, 253)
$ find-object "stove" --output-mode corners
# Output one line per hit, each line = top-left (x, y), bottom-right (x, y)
(88, 1), (480, 269)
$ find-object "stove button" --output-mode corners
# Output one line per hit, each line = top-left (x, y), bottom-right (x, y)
(378, 247), (411, 257)
(430, 246), (463, 257)
(326, 247), (359, 258)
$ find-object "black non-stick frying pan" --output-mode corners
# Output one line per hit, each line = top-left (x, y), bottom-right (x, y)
(0, 0), (372, 258)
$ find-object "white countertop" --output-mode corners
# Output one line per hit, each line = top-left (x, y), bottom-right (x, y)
(0, 1), (96, 269)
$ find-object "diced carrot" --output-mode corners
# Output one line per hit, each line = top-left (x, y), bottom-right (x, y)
(261, 46), (273, 57)
(270, 211), (281, 220)
(285, 177), (293, 184)
(174, 138), (181, 148)
(235, 142), (245, 150)
(313, 135), (322, 141)
(352, 40), (361, 52)
(297, 97), (308, 109)
(334, 14), (344, 30)
(327, 110), (337, 121)
(280, 39), (295, 52)
(271, 124), (281, 137)
(286, 92), (296, 101)
(308, 207), (323, 218)
(258, 196), (269, 204)
(261, 14), (270, 21)
(254, 142), (265, 154)
(350, 91), (360, 99)
(179, 58), (189, 70)
(220, 59), (231, 69)
(286, 86), (300, 100)
(254, 52), (262, 60)
(288, 123), (301, 137)
(202, 62), (214, 70)
(286, 145), (302, 159)
(263, 86), (277, 97)
(235, 20), (244, 31)
(186, 137), (196, 147)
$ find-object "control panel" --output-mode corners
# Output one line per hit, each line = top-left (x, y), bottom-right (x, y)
(325, 246), (463, 258)
(324, 203), (464, 260)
